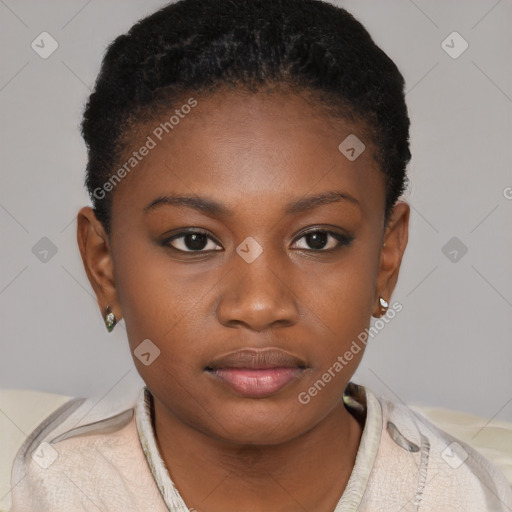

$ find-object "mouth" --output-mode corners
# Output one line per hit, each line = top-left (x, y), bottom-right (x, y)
(205, 348), (308, 398)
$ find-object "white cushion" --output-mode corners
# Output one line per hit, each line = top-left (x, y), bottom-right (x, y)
(0, 389), (70, 512)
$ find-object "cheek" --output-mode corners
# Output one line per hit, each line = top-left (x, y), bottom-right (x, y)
(294, 245), (380, 398)
(300, 248), (378, 339)
(114, 234), (195, 315)
(112, 239), (200, 353)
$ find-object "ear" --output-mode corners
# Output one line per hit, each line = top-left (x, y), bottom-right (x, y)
(372, 201), (410, 317)
(76, 206), (122, 323)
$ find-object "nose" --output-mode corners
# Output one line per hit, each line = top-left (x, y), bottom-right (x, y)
(215, 252), (300, 332)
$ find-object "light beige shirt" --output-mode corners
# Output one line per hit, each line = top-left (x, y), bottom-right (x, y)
(9, 383), (512, 511)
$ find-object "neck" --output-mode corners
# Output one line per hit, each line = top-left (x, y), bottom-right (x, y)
(152, 397), (363, 512)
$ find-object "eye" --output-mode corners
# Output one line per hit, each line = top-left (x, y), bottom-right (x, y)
(162, 228), (353, 254)
(163, 229), (222, 253)
(291, 229), (354, 251)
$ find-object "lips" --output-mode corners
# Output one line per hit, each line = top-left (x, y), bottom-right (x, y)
(205, 348), (308, 398)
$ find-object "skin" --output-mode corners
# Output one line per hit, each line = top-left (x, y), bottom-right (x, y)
(77, 89), (409, 512)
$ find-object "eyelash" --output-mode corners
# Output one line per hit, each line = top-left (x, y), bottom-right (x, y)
(162, 228), (354, 254)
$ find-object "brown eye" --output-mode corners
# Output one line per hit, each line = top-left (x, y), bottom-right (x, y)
(292, 229), (354, 251)
(163, 230), (222, 252)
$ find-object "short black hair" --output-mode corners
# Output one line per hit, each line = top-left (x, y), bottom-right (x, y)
(81, 0), (411, 235)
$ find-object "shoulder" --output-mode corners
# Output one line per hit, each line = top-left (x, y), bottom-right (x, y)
(9, 389), (167, 512)
(11, 392), (135, 472)
(364, 389), (512, 511)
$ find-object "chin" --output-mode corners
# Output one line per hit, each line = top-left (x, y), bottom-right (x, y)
(200, 401), (314, 447)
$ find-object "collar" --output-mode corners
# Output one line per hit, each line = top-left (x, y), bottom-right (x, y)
(135, 387), (190, 511)
(135, 382), (382, 511)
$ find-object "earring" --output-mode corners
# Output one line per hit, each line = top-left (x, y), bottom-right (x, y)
(104, 305), (117, 332)
(378, 296), (389, 317)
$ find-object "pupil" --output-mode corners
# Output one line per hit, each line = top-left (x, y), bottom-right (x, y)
(186, 233), (208, 250)
(307, 232), (327, 250)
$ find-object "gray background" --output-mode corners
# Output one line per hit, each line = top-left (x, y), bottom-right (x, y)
(1, 0), (511, 421)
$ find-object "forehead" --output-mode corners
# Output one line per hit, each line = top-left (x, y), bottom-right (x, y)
(110, 90), (386, 222)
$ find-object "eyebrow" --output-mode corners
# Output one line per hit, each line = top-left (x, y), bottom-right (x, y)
(143, 191), (360, 217)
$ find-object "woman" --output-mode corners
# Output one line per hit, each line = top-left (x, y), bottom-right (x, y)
(10, 0), (512, 510)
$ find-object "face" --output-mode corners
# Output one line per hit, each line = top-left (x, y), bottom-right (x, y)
(78, 89), (409, 445)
